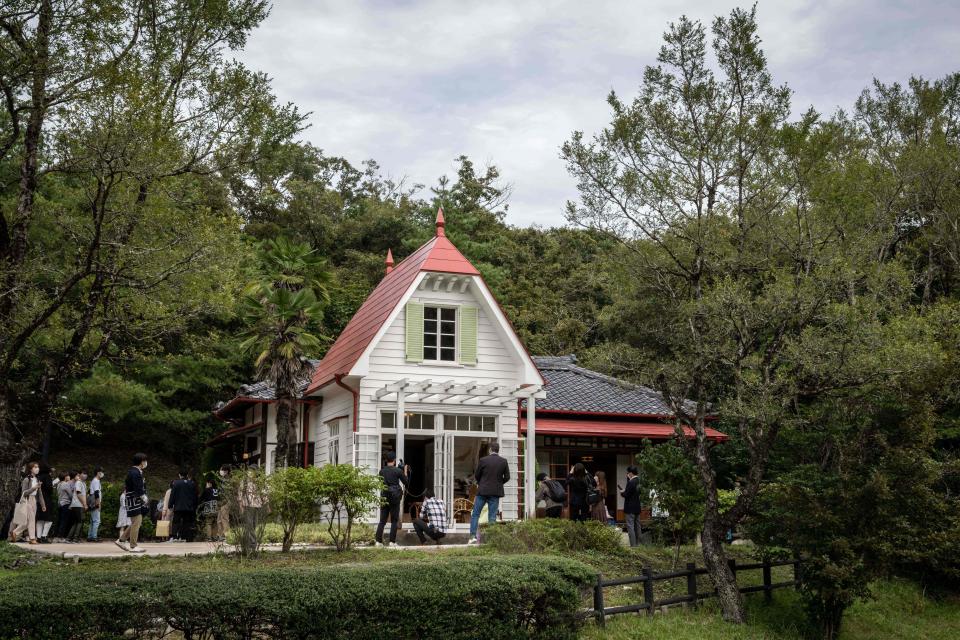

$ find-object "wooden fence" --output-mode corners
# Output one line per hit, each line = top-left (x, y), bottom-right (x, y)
(591, 558), (801, 626)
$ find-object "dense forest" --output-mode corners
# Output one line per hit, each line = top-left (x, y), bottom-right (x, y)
(0, 2), (957, 636)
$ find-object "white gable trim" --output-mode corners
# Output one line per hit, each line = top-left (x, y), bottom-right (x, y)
(349, 272), (427, 378)
(348, 272), (544, 386)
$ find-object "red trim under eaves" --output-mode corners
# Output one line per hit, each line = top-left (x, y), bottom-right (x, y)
(207, 420), (265, 445)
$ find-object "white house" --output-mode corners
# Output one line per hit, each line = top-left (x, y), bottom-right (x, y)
(211, 209), (727, 528)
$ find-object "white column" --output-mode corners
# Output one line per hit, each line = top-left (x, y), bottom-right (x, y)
(396, 391), (405, 465)
(525, 395), (536, 519)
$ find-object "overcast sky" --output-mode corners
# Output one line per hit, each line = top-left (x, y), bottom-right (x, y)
(237, 1), (960, 228)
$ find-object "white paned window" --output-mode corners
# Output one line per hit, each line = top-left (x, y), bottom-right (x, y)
(424, 306), (456, 361)
(380, 412), (436, 430)
(328, 420), (341, 465)
(443, 414), (496, 433)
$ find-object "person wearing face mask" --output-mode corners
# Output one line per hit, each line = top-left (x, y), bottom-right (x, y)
(9, 462), (45, 544)
(116, 453), (149, 553)
(86, 467), (104, 542)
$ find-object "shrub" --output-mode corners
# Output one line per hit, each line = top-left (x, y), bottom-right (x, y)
(0, 555), (595, 639)
(315, 463), (382, 551)
(483, 518), (624, 555)
(268, 466), (325, 551)
(221, 468), (270, 557)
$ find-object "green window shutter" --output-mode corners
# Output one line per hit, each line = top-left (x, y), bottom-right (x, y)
(459, 306), (478, 365)
(405, 302), (424, 362)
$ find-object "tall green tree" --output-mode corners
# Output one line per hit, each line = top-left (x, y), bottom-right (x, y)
(241, 237), (328, 469)
(0, 0), (301, 503)
(562, 7), (923, 622)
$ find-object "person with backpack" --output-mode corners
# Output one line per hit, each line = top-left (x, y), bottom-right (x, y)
(535, 472), (565, 518)
(375, 452), (410, 547)
(566, 463), (594, 522)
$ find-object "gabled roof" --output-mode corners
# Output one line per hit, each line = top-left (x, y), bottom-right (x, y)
(530, 355), (676, 416)
(305, 210), (480, 394)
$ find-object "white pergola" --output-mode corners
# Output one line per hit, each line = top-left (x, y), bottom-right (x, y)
(372, 378), (546, 518)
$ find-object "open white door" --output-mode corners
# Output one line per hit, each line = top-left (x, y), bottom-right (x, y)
(434, 432), (455, 527)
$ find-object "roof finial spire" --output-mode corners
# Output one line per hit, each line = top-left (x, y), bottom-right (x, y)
(435, 206), (446, 237)
(385, 248), (394, 274)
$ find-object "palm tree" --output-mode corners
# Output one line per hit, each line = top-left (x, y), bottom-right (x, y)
(241, 238), (329, 469)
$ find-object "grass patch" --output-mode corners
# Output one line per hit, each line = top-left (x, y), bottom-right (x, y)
(579, 579), (960, 640)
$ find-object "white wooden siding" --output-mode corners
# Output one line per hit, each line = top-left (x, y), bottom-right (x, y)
(313, 386), (353, 466)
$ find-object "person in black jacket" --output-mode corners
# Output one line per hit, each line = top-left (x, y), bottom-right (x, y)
(468, 442), (510, 544)
(169, 469), (198, 542)
(116, 453), (149, 553)
(35, 464), (55, 543)
(375, 452), (410, 547)
(620, 465), (643, 546)
(566, 463), (594, 522)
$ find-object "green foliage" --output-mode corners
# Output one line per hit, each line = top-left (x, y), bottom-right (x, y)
(267, 466), (325, 551)
(482, 518), (624, 556)
(635, 439), (705, 564)
(0, 555), (595, 640)
(227, 522), (375, 547)
(221, 469), (270, 558)
(314, 464), (383, 551)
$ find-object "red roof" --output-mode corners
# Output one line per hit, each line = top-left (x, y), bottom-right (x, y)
(520, 416), (729, 442)
(306, 213), (480, 394)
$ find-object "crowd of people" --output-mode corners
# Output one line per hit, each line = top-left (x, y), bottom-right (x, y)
(10, 448), (658, 551)
(375, 446), (655, 548)
(7, 454), (232, 553)
(536, 463), (651, 547)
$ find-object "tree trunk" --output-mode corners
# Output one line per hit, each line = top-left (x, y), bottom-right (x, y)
(689, 414), (746, 623)
(274, 399), (290, 470)
(701, 524), (745, 622)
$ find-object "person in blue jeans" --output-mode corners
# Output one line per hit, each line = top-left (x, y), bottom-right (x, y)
(87, 467), (104, 542)
(468, 442), (510, 544)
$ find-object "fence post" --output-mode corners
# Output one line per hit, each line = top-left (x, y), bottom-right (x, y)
(642, 565), (654, 616)
(686, 562), (698, 607)
(794, 559), (802, 591)
(594, 574), (605, 627)
(763, 559), (773, 602)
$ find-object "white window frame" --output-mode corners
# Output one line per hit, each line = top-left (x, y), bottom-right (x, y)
(379, 411), (438, 432)
(327, 418), (343, 466)
(423, 305), (458, 363)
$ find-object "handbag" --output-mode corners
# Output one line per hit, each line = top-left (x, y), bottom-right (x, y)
(155, 519), (171, 537)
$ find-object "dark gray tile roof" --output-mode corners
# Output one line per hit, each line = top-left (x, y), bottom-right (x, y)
(213, 359), (320, 412)
(531, 355), (674, 416)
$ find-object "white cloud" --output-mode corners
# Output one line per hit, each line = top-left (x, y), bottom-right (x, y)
(237, 0), (960, 228)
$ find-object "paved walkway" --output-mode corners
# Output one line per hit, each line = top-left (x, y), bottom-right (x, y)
(15, 537), (471, 560)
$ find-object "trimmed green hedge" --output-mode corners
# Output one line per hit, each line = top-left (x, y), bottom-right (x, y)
(0, 555), (594, 639)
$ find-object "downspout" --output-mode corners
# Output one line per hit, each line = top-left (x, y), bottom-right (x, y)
(334, 374), (359, 432)
(301, 400), (310, 468)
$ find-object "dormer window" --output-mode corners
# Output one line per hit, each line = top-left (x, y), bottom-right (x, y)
(424, 306), (456, 361)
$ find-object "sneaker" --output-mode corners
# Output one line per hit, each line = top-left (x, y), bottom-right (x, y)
(115, 539), (129, 551)
(128, 546), (145, 553)
(374, 541), (383, 548)
(468, 537), (479, 545)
